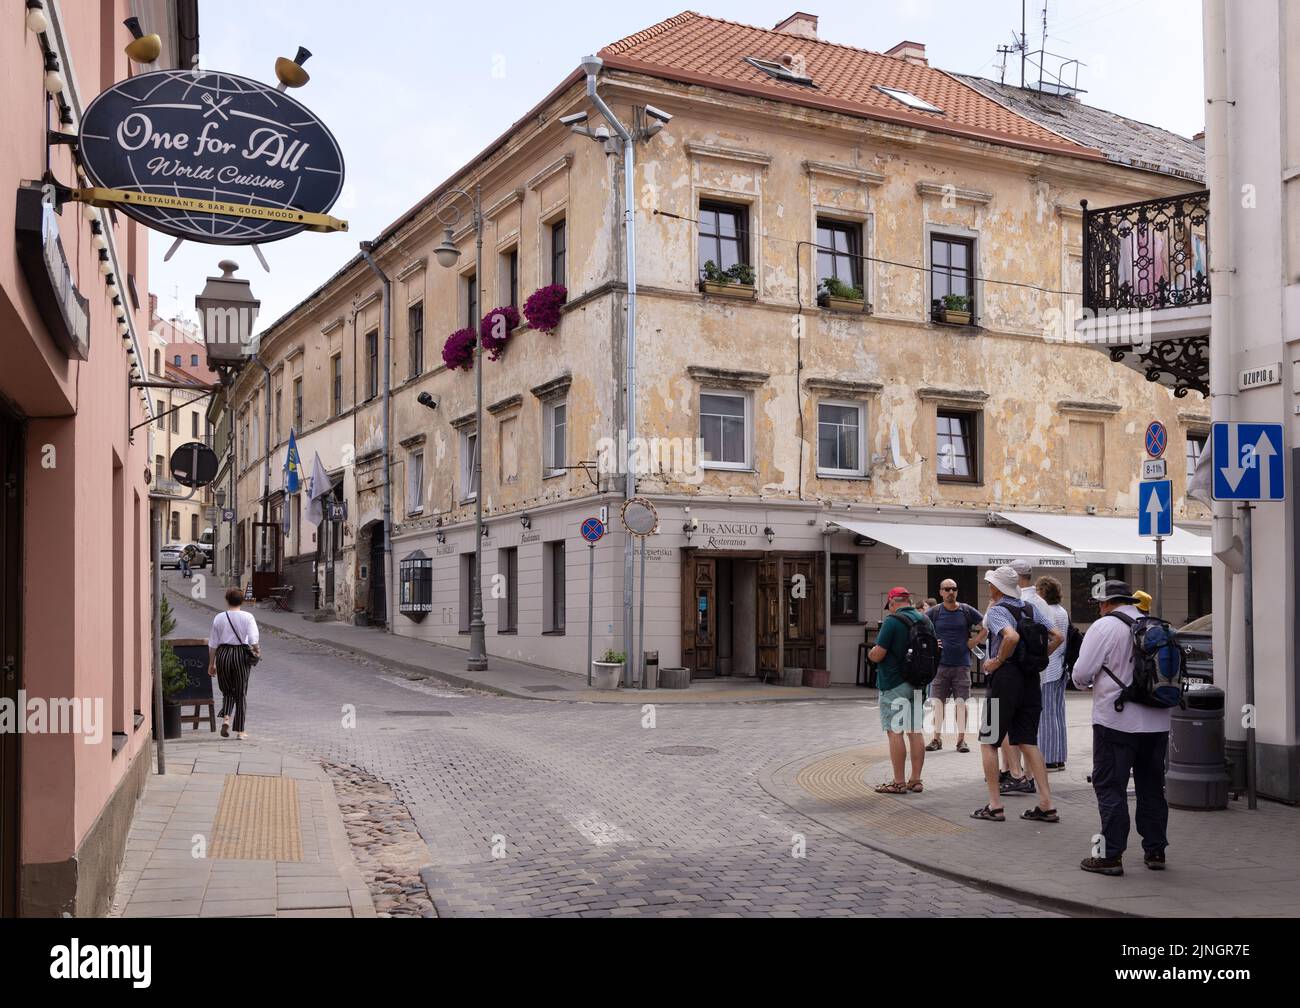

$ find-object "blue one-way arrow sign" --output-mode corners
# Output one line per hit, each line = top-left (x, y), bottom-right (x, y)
(1212, 422), (1285, 501)
(1138, 479), (1173, 537)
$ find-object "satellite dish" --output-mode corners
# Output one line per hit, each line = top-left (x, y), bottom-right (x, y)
(890, 421), (905, 469)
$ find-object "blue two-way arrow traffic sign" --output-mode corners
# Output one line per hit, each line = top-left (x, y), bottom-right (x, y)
(1138, 479), (1173, 538)
(1212, 422), (1285, 501)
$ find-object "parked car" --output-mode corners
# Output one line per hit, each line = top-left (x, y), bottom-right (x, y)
(159, 544), (184, 569)
(198, 527), (215, 564)
(1177, 613), (1213, 683)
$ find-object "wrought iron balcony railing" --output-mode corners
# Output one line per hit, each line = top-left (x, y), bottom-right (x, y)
(1081, 190), (1210, 312)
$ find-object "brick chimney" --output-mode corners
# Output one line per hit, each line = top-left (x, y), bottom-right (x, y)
(774, 12), (818, 38)
(885, 40), (928, 66)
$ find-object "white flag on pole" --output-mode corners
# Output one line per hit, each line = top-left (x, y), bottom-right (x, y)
(305, 452), (331, 526)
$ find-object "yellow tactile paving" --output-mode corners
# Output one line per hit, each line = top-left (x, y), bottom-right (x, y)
(210, 774), (303, 861)
(794, 746), (968, 839)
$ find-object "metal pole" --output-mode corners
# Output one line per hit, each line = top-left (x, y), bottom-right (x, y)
(1155, 535), (1164, 619)
(1241, 503), (1257, 810)
(151, 499), (166, 775)
(587, 542), (595, 687)
(467, 184), (487, 671)
(637, 535), (646, 686)
(358, 242), (395, 635)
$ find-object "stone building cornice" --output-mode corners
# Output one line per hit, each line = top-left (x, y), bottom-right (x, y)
(684, 141), (772, 168)
(529, 373), (573, 402)
(916, 387), (989, 404)
(804, 160), (886, 186)
(803, 377), (884, 396)
(687, 366), (771, 389)
(1057, 400), (1121, 415)
(488, 394), (523, 415)
(915, 180), (993, 204)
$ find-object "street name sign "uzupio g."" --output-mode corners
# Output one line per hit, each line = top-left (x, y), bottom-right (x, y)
(1138, 479), (1173, 538)
(1212, 422), (1285, 501)
(77, 69), (346, 244)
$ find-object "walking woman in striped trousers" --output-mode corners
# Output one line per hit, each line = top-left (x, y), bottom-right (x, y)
(1036, 576), (1070, 770)
(207, 586), (261, 739)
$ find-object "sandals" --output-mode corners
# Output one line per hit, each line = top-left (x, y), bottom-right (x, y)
(906, 779), (923, 793)
(970, 804), (1005, 821)
(874, 781), (910, 795)
(956, 739), (970, 753)
(925, 738), (942, 751)
(1021, 806), (1059, 823)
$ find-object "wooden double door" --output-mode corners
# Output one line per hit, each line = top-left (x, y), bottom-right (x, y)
(682, 551), (825, 680)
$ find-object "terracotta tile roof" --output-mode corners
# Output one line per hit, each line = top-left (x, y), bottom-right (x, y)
(600, 11), (1104, 160)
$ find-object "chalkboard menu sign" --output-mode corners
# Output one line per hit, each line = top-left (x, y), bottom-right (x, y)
(167, 639), (214, 703)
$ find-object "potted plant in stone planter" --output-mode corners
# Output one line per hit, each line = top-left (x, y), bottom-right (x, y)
(699, 260), (757, 299)
(591, 649), (625, 691)
(160, 598), (188, 739)
(780, 666), (804, 687)
(658, 665), (691, 689)
(937, 293), (972, 325)
(817, 276), (866, 312)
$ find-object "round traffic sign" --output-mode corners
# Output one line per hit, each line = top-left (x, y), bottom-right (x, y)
(621, 497), (658, 537)
(1144, 421), (1168, 459)
(580, 517), (605, 543)
(169, 441), (219, 488)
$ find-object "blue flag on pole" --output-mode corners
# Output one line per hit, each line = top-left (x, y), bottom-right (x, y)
(284, 429), (302, 493)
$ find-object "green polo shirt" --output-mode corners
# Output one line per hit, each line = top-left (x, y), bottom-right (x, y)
(874, 607), (930, 691)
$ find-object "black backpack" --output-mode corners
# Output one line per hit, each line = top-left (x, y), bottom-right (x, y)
(891, 610), (940, 689)
(997, 599), (1049, 676)
(1063, 623), (1085, 673)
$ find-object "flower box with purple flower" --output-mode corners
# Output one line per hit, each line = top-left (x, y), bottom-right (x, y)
(479, 305), (520, 361)
(523, 284), (567, 334)
(442, 327), (476, 371)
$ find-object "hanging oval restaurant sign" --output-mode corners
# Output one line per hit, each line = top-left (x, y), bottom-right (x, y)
(76, 69), (346, 244)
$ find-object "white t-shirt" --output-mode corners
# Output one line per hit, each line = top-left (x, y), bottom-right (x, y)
(209, 609), (260, 649)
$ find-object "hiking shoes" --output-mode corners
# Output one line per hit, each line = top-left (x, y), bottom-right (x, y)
(1080, 857), (1124, 876)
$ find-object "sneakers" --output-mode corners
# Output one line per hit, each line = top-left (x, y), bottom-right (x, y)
(999, 775), (1036, 795)
(1080, 856), (1124, 876)
(1144, 851), (1167, 871)
(1046, 762), (1066, 772)
(925, 738), (943, 752)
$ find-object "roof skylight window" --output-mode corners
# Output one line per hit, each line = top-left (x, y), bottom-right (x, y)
(875, 85), (943, 114)
(744, 55), (815, 87)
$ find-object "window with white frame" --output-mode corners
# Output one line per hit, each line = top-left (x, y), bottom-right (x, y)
(460, 429), (478, 501)
(699, 391), (749, 469)
(543, 400), (567, 477)
(407, 450), (424, 514)
(817, 401), (865, 476)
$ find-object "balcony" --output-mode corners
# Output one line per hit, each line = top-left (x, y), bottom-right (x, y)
(1076, 190), (1211, 398)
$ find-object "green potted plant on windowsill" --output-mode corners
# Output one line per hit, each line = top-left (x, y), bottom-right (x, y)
(591, 648), (625, 691)
(817, 277), (866, 312)
(699, 260), (757, 299)
(936, 293), (972, 325)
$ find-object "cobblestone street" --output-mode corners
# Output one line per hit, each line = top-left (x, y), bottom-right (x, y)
(166, 585), (1048, 917)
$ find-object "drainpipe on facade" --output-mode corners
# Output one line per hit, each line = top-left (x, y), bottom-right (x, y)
(584, 58), (638, 664)
(359, 242), (395, 634)
(1203, 0), (1244, 767)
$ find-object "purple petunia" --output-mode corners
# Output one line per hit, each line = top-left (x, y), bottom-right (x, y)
(442, 327), (477, 371)
(522, 284), (567, 334)
(479, 305), (520, 361)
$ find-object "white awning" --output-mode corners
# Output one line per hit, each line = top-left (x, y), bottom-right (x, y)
(830, 519), (1079, 568)
(996, 513), (1211, 567)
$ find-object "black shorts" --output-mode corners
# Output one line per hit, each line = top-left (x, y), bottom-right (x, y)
(978, 665), (1041, 747)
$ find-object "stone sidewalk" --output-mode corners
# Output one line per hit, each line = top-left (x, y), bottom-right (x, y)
(167, 576), (867, 704)
(110, 736), (376, 918)
(761, 694), (1300, 918)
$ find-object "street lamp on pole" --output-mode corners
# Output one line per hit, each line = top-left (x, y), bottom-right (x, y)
(433, 184), (488, 672)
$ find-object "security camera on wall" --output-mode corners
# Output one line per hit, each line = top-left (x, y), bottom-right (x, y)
(417, 391), (439, 411)
(643, 104), (672, 124)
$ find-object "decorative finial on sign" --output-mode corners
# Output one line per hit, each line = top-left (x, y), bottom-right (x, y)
(275, 47), (312, 91)
(218, 259), (239, 278)
(123, 17), (162, 65)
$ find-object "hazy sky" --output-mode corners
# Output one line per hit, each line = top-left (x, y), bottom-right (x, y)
(150, 0), (1204, 330)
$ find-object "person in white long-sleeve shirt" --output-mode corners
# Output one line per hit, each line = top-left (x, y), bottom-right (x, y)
(1070, 581), (1171, 876)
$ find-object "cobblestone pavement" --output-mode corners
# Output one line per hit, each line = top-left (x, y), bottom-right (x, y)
(167, 585), (1051, 917)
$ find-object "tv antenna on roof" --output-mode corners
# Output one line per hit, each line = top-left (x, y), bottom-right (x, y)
(995, 1), (1086, 97)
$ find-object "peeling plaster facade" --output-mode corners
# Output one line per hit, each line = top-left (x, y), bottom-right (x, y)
(221, 68), (1213, 684)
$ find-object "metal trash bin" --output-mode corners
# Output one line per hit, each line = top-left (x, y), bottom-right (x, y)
(1167, 685), (1230, 810)
(642, 650), (658, 690)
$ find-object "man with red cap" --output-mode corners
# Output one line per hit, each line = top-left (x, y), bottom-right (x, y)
(868, 586), (934, 795)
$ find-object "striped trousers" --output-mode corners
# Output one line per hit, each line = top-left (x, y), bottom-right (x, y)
(1039, 675), (1068, 764)
(214, 643), (253, 733)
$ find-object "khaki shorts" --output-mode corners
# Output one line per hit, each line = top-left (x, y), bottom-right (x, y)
(930, 664), (972, 701)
